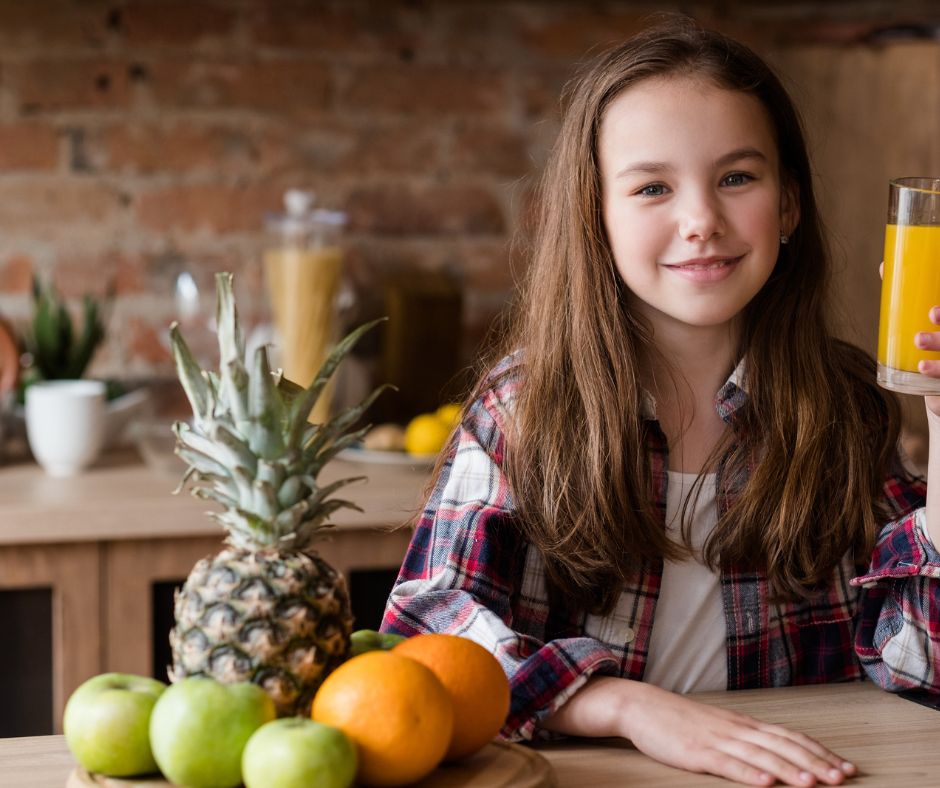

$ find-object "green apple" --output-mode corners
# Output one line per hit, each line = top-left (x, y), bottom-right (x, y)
(149, 676), (275, 788)
(242, 718), (357, 788)
(63, 672), (167, 777)
(349, 628), (406, 656)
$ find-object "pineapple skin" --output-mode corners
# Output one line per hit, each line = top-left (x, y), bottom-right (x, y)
(169, 547), (353, 717)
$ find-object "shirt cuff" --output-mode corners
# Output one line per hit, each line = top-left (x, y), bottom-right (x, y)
(851, 507), (940, 588)
(500, 638), (621, 742)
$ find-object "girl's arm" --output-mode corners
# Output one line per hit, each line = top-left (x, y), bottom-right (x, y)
(926, 407), (940, 549)
(541, 676), (854, 787)
(918, 303), (940, 547)
(851, 290), (940, 693)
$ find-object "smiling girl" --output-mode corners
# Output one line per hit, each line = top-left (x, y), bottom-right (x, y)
(381, 17), (939, 787)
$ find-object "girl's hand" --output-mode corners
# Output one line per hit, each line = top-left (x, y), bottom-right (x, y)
(620, 682), (855, 786)
(914, 306), (940, 418)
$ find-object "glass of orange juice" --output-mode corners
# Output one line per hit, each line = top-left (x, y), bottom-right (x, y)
(877, 177), (940, 395)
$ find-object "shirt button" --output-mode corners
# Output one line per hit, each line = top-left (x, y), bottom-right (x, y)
(623, 627), (635, 644)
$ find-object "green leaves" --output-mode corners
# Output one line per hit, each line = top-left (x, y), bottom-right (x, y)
(27, 276), (110, 381)
(285, 317), (387, 446)
(171, 272), (389, 551)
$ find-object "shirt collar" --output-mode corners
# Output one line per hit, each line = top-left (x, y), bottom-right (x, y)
(641, 357), (749, 425)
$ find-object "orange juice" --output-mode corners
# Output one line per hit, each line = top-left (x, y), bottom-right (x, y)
(878, 223), (940, 373)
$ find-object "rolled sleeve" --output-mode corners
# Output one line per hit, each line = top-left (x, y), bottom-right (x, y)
(852, 508), (940, 691)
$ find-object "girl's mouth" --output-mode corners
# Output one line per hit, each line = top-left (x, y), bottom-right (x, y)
(663, 255), (743, 282)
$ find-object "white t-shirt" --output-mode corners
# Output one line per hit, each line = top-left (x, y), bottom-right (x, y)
(644, 471), (728, 693)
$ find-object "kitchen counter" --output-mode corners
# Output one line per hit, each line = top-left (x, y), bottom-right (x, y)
(3, 682), (938, 787)
(0, 449), (430, 544)
(0, 451), (430, 734)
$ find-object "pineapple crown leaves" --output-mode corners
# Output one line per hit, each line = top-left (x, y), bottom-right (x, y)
(27, 275), (112, 380)
(170, 272), (391, 551)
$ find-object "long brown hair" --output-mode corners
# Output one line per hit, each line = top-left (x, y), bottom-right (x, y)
(462, 17), (903, 614)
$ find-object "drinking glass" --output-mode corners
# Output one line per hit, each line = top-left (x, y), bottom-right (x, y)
(877, 177), (940, 395)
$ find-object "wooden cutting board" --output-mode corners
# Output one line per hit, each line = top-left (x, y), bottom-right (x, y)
(66, 740), (557, 788)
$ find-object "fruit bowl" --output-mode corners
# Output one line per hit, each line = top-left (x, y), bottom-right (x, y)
(337, 445), (437, 469)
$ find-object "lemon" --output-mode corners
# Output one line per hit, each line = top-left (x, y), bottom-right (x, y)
(404, 414), (451, 456)
(435, 403), (462, 430)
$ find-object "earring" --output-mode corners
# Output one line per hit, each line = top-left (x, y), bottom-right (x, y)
(780, 233), (790, 245)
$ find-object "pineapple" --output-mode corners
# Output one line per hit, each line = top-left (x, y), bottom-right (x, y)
(168, 272), (386, 717)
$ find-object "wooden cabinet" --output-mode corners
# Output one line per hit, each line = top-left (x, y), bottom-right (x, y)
(0, 453), (427, 735)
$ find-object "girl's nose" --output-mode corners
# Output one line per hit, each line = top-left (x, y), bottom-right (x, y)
(677, 191), (725, 241)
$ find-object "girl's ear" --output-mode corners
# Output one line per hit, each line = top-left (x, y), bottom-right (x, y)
(781, 179), (800, 236)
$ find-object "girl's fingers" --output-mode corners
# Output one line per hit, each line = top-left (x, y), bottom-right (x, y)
(754, 723), (854, 774)
(916, 332), (940, 351)
(717, 738), (819, 786)
(879, 261), (884, 280)
(699, 749), (775, 786)
(919, 359), (940, 376)
(737, 729), (849, 785)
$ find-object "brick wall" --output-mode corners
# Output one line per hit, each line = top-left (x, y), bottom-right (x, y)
(0, 0), (936, 388)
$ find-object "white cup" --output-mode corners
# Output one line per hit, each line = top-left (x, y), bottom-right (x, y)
(25, 380), (106, 477)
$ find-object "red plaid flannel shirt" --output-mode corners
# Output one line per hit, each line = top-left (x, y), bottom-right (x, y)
(381, 359), (939, 741)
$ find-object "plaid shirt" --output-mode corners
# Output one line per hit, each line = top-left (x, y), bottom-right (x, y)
(381, 359), (940, 741)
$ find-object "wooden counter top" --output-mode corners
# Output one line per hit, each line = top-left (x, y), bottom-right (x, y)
(4, 682), (938, 787)
(0, 451), (431, 545)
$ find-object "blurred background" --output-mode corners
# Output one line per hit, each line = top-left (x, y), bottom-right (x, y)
(1, 0), (940, 742)
(0, 0), (936, 435)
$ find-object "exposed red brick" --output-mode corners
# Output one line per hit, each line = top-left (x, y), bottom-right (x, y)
(127, 316), (173, 365)
(519, 10), (649, 60)
(122, 2), (237, 46)
(97, 123), (262, 175)
(136, 182), (285, 234)
(519, 68), (570, 120)
(0, 1), (110, 49)
(342, 64), (508, 116)
(54, 250), (147, 298)
(346, 186), (505, 236)
(0, 180), (121, 225)
(451, 124), (532, 178)
(249, 2), (415, 54)
(437, 8), (526, 65)
(0, 123), (59, 170)
(149, 59), (331, 113)
(9, 59), (131, 112)
(285, 120), (444, 176)
(0, 254), (33, 294)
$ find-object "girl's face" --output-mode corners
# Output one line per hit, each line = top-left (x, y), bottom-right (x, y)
(598, 75), (798, 339)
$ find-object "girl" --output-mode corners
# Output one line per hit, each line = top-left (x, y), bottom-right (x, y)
(381, 17), (940, 787)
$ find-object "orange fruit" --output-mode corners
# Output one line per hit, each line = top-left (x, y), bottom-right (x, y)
(393, 634), (511, 760)
(311, 651), (453, 787)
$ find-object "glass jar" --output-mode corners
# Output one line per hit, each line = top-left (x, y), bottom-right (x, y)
(264, 190), (347, 424)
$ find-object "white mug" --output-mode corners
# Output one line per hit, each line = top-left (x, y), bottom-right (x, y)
(25, 380), (106, 477)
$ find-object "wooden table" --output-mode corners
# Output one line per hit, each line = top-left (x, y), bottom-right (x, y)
(0, 451), (429, 733)
(1, 683), (936, 787)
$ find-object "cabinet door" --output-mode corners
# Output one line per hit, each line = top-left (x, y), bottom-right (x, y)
(0, 543), (101, 735)
(104, 536), (222, 679)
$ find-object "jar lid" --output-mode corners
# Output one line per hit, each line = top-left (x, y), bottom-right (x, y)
(265, 189), (347, 234)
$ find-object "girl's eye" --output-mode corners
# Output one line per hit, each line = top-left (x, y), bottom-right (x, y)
(721, 172), (754, 187)
(636, 183), (668, 197)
